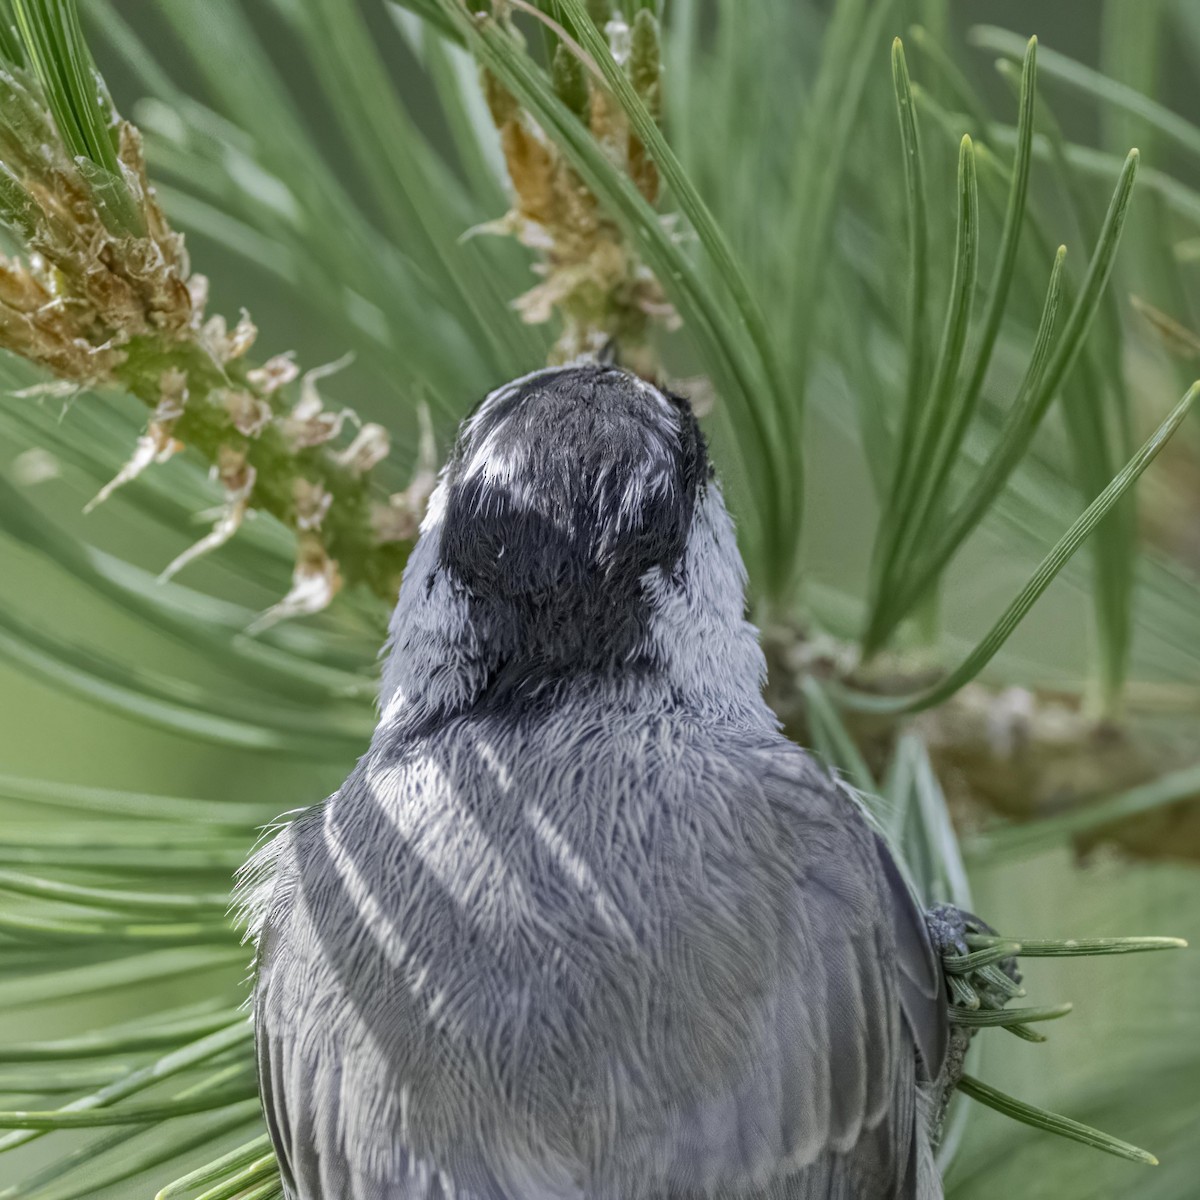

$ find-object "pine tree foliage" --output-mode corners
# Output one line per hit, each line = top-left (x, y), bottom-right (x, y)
(0, 1), (1199, 1197)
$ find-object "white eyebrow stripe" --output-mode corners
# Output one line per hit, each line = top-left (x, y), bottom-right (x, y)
(463, 365), (568, 438)
(626, 373), (672, 412)
(460, 422), (517, 482)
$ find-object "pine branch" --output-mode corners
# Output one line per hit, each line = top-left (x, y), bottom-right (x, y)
(0, 4), (428, 614)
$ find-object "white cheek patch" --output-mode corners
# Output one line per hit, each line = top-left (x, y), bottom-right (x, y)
(640, 485), (773, 727)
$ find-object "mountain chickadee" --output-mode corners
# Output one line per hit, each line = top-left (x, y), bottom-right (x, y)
(240, 365), (949, 1199)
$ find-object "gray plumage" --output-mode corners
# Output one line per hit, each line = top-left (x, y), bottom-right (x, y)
(240, 366), (948, 1200)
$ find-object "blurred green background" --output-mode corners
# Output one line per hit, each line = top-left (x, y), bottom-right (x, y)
(5, 0), (1198, 853)
(1, 2), (1199, 1197)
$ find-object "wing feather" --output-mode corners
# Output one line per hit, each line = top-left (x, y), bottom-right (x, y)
(249, 736), (943, 1200)
(872, 833), (948, 1081)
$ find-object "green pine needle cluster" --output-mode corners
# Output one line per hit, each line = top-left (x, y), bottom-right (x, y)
(1, 1), (1199, 1198)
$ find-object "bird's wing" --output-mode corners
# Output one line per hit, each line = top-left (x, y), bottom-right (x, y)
(872, 830), (949, 1081)
(246, 744), (945, 1200)
(251, 870), (330, 1200)
(253, 959), (300, 1200)
(648, 745), (943, 1198)
(250, 808), (483, 1200)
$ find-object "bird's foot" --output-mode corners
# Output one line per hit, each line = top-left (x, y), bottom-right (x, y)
(926, 904), (1023, 1014)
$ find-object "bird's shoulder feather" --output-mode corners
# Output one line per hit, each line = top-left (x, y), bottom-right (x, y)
(250, 720), (939, 1199)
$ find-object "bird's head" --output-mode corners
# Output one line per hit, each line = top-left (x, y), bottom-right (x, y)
(442, 364), (708, 635)
(380, 366), (771, 726)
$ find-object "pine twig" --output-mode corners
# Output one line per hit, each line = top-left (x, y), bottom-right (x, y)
(0, 8), (429, 612)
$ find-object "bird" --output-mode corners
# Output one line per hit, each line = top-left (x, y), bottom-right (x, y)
(239, 364), (950, 1200)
